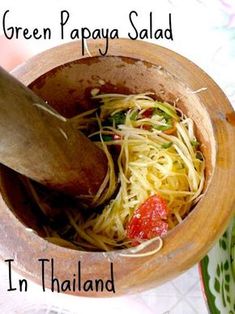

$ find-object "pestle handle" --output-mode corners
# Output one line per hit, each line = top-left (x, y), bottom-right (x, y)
(0, 66), (107, 200)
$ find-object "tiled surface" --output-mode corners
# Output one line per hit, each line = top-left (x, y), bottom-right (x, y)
(137, 267), (208, 313)
(0, 0), (234, 313)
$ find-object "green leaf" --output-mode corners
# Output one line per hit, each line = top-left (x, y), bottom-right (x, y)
(161, 142), (173, 149)
(191, 140), (200, 147)
(108, 112), (126, 125)
(102, 135), (113, 142)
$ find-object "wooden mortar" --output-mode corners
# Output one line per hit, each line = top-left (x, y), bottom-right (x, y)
(0, 39), (234, 296)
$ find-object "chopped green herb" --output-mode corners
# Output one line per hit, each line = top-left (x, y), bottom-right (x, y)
(130, 111), (138, 121)
(108, 112), (126, 125)
(161, 142), (173, 149)
(191, 140), (200, 147)
(102, 135), (113, 142)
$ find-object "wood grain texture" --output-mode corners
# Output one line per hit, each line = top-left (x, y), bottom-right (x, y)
(0, 66), (107, 202)
(0, 39), (234, 296)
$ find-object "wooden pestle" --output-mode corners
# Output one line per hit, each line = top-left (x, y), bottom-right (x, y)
(0, 66), (107, 201)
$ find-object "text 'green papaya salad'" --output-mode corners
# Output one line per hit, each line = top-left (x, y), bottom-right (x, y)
(41, 93), (206, 252)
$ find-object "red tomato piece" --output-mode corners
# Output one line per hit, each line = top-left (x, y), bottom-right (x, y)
(142, 108), (153, 118)
(126, 194), (168, 245)
(142, 124), (152, 130)
(141, 109), (153, 130)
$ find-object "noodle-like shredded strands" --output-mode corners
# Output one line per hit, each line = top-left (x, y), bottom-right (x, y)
(119, 237), (163, 257)
(69, 93), (205, 251)
(31, 93), (205, 252)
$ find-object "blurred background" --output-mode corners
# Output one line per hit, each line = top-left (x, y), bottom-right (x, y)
(0, 0), (234, 313)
